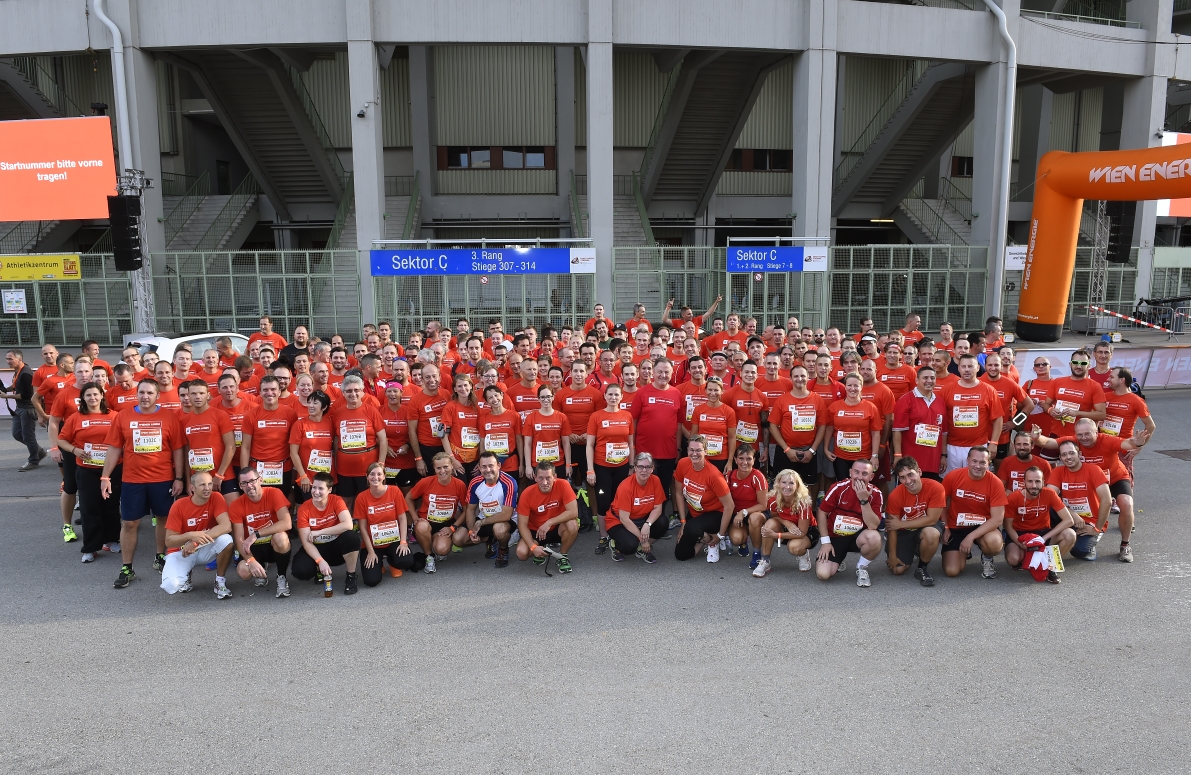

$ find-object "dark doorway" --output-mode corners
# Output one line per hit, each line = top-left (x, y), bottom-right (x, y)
(216, 160), (231, 195)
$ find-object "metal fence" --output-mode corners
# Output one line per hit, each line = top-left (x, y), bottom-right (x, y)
(0, 254), (132, 347)
(1150, 265), (1191, 299)
(1000, 247), (1138, 329)
(153, 251), (361, 340)
(613, 247), (728, 327)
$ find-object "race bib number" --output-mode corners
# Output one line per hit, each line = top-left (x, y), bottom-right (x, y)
(736, 421), (759, 444)
(955, 512), (987, 527)
(384, 466), (403, 479)
(704, 435), (724, 457)
(791, 406), (816, 432)
(536, 439), (560, 463)
(484, 433), (510, 455)
(370, 520), (401, 547)
(256, 461), (283, 486)
(427, 495), (455, 520)
(682, 481), (705, 512)
(1064, 496), (1093, 522)
(833, 514), (863, 536)
(188, 447), (215, 472)
(914, 423), (940, 448)
(339, 420), (367, 450)
(1054, 399), (1080, 418)
(82, 443), (106, 466)
(307, 449), (332, 473)
(1098, 416), (1123, 436)
(233, 429), (243, 447)
(460, 426), (480, 449)
(479, 499), (502, 518)
(605, 441), (630, 465)
(132, 426), (162, 453)
(685, 396), (695, 422)
(836, 431), (862, 454)
(429, 415), (445, 438)
(312, 533), (337, 544)
(952, 407), (979, 428)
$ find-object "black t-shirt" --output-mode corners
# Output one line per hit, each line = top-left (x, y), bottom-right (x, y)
(10, 364), (34, 408)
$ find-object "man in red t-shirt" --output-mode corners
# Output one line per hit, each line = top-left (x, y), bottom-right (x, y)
(940, 353), (1003, 474)
(1004, 466), (1075, 577)
(229, 470), (293, 596)
(405, 364), (450, 478)
(995, 432), (1052, 494)
(940, 446), (1006, 578)
(892, 366), (946, 480)
(248, 315), (288, 355)
(815, 458), (884, 586)
(885, 456), (944, 584)
(241, 375), (299, 498)
(1041, 349), (1106, 437)
(1046, 437), (1113, 561)
(182, 381), (236, 488)
(628, 359), (685, 509)
(514, 462), (579, 570)
(160, 471), (234, 597)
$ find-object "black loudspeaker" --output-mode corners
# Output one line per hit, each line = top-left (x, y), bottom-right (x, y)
(107, 194), (143, 270)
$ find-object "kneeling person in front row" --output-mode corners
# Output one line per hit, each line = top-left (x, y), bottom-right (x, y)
(161, 472), (235, 599)
(455, 451), (518, 568)
(292, 473), (361, 595)
(230, 467), (294, 598)
(884, 457), (944, 587)
(1004, 466), (1075, 583)
(752, 469), (815, 578)
(940, 446), (1006, 579)
(606, 452), (669, 563)
(816, 459), (884, 587)
(515, 462), (579, 572)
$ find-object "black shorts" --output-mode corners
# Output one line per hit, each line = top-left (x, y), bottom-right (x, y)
(652, 457), (677, 501)
(243, 539), (290, 564)
(708, 458), (727, 473)
(418, 445), (445, 472)
(529, 527), (562, 546)
(1109, 479), (1132, 498)
(822, 531), (860, 564)
(386, 468), (420, 489)
(942, 526), (982, 553)
(423, 520), (456, 537)
(831, 456), (864, 481)
(593, 463), (629, 514)
(921, 471), (942, 482)
(220, 467), (242, 495)
(336, 475), (369, 499)
(477, 521), (512, 539)
(772, 451), (818, 487)
(890, 523), (940, 567)
(61, 454), (79, 495)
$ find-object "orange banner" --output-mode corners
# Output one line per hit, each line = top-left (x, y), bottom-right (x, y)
(0, 117), (117, 221)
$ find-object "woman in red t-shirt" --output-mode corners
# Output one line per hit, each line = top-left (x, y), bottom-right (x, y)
(379, 383), (418, 491)
(521, 384), (572, 478)
(691, 376), (737, 472)
(442, 373), (481, 482)
(407, 452), (470, 568)
(824, 373), (883, 481)
(756, 468), (815, 577)
(724, 445), (768, 562)
(585, 383), (635, 551)
(478, 385), (521, 475)
(354, 462), (422, 584)
(56, 382), (121, 558)
(288, 390), (335, 504)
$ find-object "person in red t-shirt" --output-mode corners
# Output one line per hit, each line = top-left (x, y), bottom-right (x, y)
(405, 364), (450, 477)
(1044, 436), (1115, 562)
(229, 471), (293, 595)
(673, 437), (734, 562)
(628, 359), (685, 507)
(824, 374), (883, 481)
(767, 365), (827, 497)
(182, 381), (236, 489)
(247, 315), (288, 355)
(980, 354), (1031, 452)
(355, 462), (420, 585)
(160, 472), (234, 597)
(514, 462), (579, 569)
(875, 343), (917, 401)
(408, 453), (470, 568)
(607, 453), (669, 562)
(55, 383), (120, 557)
(1004, 466), (1075, 577)
(815, 458), (884, 585)
(1041, 350), (1107, 437)
(884, 457), (944, 584)
(940, 353), (1003, 474)
(240, 375), (299, 499)
(34, 352), (74, 428)
(724, 445), (768, 565)
(940, 446), (1006, 578)
(754, 468), (815, 577)
(47, 357), (93, 539)
(891, 366), (946, 480)
(292, 473), (361, 591)
(995, 432), (1053, 493)
(330, 374), (388, 511)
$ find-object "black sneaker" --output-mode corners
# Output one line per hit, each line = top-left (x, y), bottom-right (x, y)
(114, 565), (135, 589)
(344, 572), (358, 595)
(914, 566), (935, 587)
(1046, 571), (1062, 584)
(611, 546), (624, 562)
(484, 536), (497, 560)
(17, 461), (38, 472)
(595, 536), (610, 555)
(495, 547), (509, 568)
(37, 448), (47, 462)
(152, 553), (166, 572)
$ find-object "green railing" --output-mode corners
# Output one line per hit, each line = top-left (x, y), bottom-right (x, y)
(326, 171), (355, 250)
(834, 60), (931, 189)
(288, 67), (347, 187)
(939, 177), (973, 222)
(901, 195), (969, 245)
(0, 254), (133, 347)
(569, 171), (585, 238)
(195, 174), (259, 252)
(160, 172), (200, 197)
(402, 172), (421, 240)
(8, 56), (85, 117)
(0, 221), (55, 254)
(384, 176), (416, 197)
(163, 170), (210, 246)
(637, 56), (686, 182)
(632, 173), (656, 246)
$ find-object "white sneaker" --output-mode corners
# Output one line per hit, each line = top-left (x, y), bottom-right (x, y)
(424, 555), (437, 573)
(981, 554), (997, 579)
(178, 575), (193, 593)
(836, 560), (847, 573)
(706, 542), (720, 563)
(81, 553), (95, 563)
(1119, 544), (1134, 563)
(668, 516), (682, 531)
(509, 529), (520, 545)
(254, 572), (269, 588)
(718, 536), (731, 552)
(107, 542), (121, 553)
(275, 575), (291, 597)
(752, 558), (771, 577)
(856, 566), (871, 587)
(1110, 502), (1120, 515)
(214, 579), (232, 599)
(798, 552), (812, 572)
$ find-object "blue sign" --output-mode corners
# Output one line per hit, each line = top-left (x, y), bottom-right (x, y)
(726, 246), (827, 273)
(370, 247), (596, 276)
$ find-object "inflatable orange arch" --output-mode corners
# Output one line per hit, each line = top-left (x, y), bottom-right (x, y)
(1017, 144), (1191, 342)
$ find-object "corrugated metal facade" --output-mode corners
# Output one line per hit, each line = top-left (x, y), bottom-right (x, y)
(434, 45), (555, 146)
(381, 57), (412, 147)
(715, 170), (791, 196)
(155, 60), (178, 154)
(1049, 88), (1104, 153)
(575, 48), (586, 146)
(574, 50), (668, 148)
(437, 169), (556, 194)
(736, 59), (793, 150)
(301, 53), (352, 148)
(839, 56), (924, 153)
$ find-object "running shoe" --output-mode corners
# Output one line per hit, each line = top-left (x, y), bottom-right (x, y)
(424, 555), (437, 573)
(214, 579), (232, 599)
(611, 546), (624, 562)
(706, 542), (720, 563)
(17, 462), (37, 472)
(737, 543), (749, 558)
(1119, 544), (1134, 563)
(62, 524), (78, 543)
(178, 577), (193, 593)
(113, 565), (135, 588)
(484, 536), (497, 560)
(749, 549), (762, 570)
(856, 566), (871, 587)
(81, 553), (95, 563)
(981, 554), (997, 579)
(752, 558), (772, 578)
(1046, 571), (1062, 584)
(275, 575), (291, 597)
(668, 516), (682, 531)
(636, 549), (658, 564)
(595, 536), (610, 555)
(451, 544), (464, 553)
(387, 564), (403, 578)
(836, 560), (847, 573)
(153, 553), (166, 572)
(435, 553), (447, 562)
(798, 552), (812, 572)
(532, 554), (546, 565)
(344, 573), (358, 595)
(106, 542), (121, 553)
(495, 547), (509, 568)
(254, 573), (269, 588)
(915, 566), (935, 587)
(556, 554), (573, 573)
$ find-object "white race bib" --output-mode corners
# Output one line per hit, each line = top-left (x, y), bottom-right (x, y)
(429, 415), (445, 438)
(703, 435), (724, 456)
(1064, 496), (1093, 521)
(914, 423), (940, 447)
(955, 511), (987, 527)
(833, 514), (863, 536)
(791, 406), (816, 432)
(233, 429), (243, 447)
(536, 439), (560, 462)
(188, 447), (214, 472)
(479, 499), (502, 518)
(427, 495), (455, 520)
(82, 443), (106, 467)
(605, 441), (630, 465)
(339, 420), (366, 450)
(836, 431), (862, 454)
(132, 426), (162, 453)
(484, 433), (510, 455)
(952, 407), (979, 428)
(736, 421), (759, 444)
(307, 449), (332, 473)
(257, 460), (283, 486)
(370, 520), (401, 547)
(1098, 416), (1123, 436)
(460, 426), (480, 449)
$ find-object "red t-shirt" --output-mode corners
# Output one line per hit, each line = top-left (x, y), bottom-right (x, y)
(214, 398), (253, 453)
(609, 474), (666, 521)
(516, 479), (577, 531)
(289, 416), (336, 481)
(1046, 376), (1106, 435)
(248, 331), (288, 353)
(826, 399), (883, 461)
(297, 494), (349, 531)
(379, 404), (415, 472)
(628, 384), (684, 460)
(726, 468), (767, 512)
(104, 407), (185, 483)
(1047, 462), (1108, 527)
(105, 383), (139, 411)
(995, 453), (1053, 493)
(722, 385), (769, 451)
(1100, 391), (1149, 438)
(691, 403), (737, 461)
(980, 374), (1027, 444)
(182, 407), (234, 478)
(586, 408), (633, 467)
(674, 458), (730, 516)
(756, 375), (793, 404)
(860, 381), (895, 421)
(1023, 377), (1055, 439)
(820, 478), (884, 537)
(505, 381), (542, 421)
(478, 409), (522, 472)
(523, 410), (572, 466)
(228, 487), (290, 534)
(164, 493), (229, 553)
(243, 404), (298, 467)
(49, 384), (83, 423)
(676, 381), (709, 433)
(1056, 434), (1129, 483)
(408, 475), (469, 523)
(769, 392), (825, 449)
(330, 403), (385, 477)
(353, 486), (412, 547)
(442, 399), (481, 464)
(940, 380), (1003, 448)
(892, 390), (946, 475)
(876, 363), (917, 401)
(37, 373), (72, 414)
(1006, 488), (1065, 534)
(885, 478), (946, 522)
(406, 389), (450, 448)
(941, 468), (1008, 530)
(555, 385), (602, 440)
(57, 412), (115, 469)
(810, 378), (845, 404)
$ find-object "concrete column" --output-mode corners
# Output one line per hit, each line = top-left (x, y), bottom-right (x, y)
(555, 46), (577, 233)
(409, 46), (437, 206)
(347, 0), (381, 326)
(124, 48), (164, 253)
(1122, 75), (1167, 299)
(1014, 83), (1052, 202)
(587, 0), (615, 309)
(792, 0), (836, 241)
(971, 62), (1009, 314)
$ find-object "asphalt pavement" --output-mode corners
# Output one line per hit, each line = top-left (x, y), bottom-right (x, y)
(2, 391), (1189, 774)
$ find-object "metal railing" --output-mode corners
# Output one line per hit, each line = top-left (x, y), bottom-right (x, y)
(288, 66), (347, 186)
(906, 0), (977, 9)
(402, 172), (421, 240)
(326, 170), (355, 250)
(569, 171), (586, 239)
(637, 57), (686, 181)
(8, 56), (85, 116)
(632, 173), (657, 246)
(163, 170), (210, 246)
(1176, 0), (1191, 13)
(1020, 9), (1139, 27)
(833, 61), (931, 189)
(900, 196), (969, 245)
(0, 254), (133, 347)
(195, 174), (259, 252)
(0, 221), (56, 254)
(384, 175), (416, 197)
(160, 172), (200, 197)
(939, 178), (973, 222)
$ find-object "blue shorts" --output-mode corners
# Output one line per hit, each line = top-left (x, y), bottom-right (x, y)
(120, 480), (175, 521)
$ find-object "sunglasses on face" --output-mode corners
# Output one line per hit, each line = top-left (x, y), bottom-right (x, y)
(1070, 361), (1089, 366)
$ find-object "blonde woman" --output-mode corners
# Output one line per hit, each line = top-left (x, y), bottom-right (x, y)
(753, 469), (815, 578)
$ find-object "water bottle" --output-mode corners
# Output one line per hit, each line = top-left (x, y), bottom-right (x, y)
(323, 573), (333, 598)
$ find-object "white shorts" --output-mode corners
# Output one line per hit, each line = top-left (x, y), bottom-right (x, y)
(161, 533), (233, 594)
(945, 445), (973, 475)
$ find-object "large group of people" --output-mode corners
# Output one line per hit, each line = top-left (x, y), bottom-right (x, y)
(2, 302), (1157, 598)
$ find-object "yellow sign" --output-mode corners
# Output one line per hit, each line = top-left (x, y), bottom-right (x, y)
(0, 254), (81, 281)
